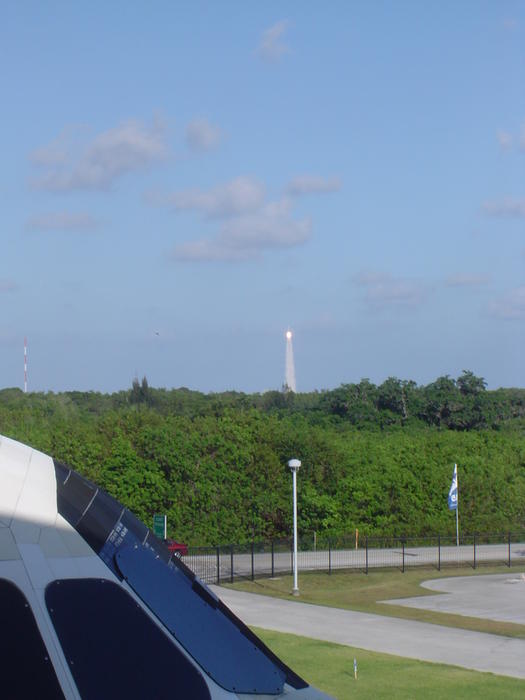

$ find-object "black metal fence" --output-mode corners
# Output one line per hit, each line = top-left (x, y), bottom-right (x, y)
(182, 531), (525, 585)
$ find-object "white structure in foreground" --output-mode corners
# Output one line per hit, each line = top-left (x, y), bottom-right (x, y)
(0, 434), (331, 699)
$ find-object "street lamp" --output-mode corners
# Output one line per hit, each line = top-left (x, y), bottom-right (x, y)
(288, 458), (301, 596)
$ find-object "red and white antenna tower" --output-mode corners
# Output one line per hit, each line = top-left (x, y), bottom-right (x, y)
(24, 337), (28, 393)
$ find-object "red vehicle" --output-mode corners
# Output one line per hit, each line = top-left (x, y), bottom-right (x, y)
(165, 539), (188, 557)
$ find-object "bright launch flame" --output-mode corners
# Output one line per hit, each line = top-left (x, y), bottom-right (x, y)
(286, 330), (292, 339)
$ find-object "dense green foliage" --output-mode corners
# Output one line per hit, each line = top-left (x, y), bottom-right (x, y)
(0, 372), (524, 545)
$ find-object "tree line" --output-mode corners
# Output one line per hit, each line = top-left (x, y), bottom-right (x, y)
(0, 371), (523, 545)
(93, 370), (525, 430)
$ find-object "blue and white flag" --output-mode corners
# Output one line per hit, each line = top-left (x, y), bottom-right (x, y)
(448, 464), (458, 511)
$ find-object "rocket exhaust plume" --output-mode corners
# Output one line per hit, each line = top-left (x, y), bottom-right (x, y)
(285, 329), (296, 392)
(24, 337), (27, 393)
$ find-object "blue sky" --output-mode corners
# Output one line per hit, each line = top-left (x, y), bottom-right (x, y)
(1, 1), (524, 393)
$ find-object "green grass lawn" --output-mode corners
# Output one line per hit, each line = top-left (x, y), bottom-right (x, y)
(254, 627), (525, 700)
(226, 565), (525, 638)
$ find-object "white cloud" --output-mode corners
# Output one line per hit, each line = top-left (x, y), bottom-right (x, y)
(445, 273), (491, 287)
(171, 239), (255, 262)
(31, 119), (168, 191)
(186, 118), (222, 152)
(286, 175), (341, 196)
(354, 271), (427, 307)
(219, 198), (310, 248)
(172, 198), (311, 262)
(257, 20), (290, 62)
(26, 211), (98, 232)
(482, 198), (525, 218)
(30, 129), (72, 166)
(492, 123), (525, 151)
(497, 130), (513, 150)
(161, 176), (265, 218)
(163, 175), (315, 262)
(0, 279), (17, 293)
(489, 286), (525, 320)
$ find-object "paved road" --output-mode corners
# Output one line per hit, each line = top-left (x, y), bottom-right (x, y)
(382, 572), (525, 624)
(211, 583), (525, 680)
(188, 542), (525, 583)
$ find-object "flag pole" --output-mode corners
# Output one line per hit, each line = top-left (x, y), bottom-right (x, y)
(448, 462), (459, 545)
(455, 463), (459, 547)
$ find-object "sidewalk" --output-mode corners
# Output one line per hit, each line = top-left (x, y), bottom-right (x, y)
(211, 585), (525, 680)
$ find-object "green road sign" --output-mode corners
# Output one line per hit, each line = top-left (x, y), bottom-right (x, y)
(153, 514), (166, 539)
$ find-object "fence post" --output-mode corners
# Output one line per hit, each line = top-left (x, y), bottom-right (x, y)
(198, 531), (519, 583)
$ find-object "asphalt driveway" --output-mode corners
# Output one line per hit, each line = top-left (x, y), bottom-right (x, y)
(381, 572), (525, 624)
(211, 578), (525, 680)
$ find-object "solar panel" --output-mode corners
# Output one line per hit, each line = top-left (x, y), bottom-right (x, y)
(46, 578), (211, 700)
(0, 579), (65, 699)
(116, 544), (286, 695)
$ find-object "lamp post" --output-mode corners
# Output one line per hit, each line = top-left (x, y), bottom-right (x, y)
(288, 458), (301, 596)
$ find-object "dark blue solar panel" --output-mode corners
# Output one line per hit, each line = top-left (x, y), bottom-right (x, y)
(0, 579), (65, 699)
(76, 489), (121, 552)
(98, 518), (146, 574)
(53, 461), (171, 576)
(51, 461), (307, 692)
(55, 468), (96, 526)
(115, 544), (286, 695)
(46, 578), (211, 700)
